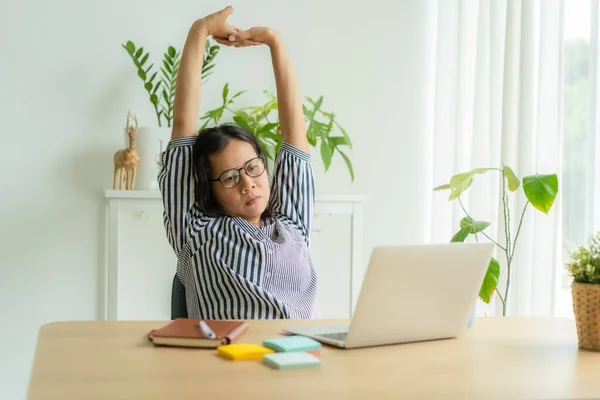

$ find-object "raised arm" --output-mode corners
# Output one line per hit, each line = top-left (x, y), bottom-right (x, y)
(215, 28), (308, 152)
(171, 6), (237, 139)
(267, 33), (308, 152)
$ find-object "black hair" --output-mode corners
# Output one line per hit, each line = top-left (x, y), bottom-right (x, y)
(192, 123), (275, 219)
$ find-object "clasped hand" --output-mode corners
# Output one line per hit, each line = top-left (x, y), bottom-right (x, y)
(197, 6), (279, 48)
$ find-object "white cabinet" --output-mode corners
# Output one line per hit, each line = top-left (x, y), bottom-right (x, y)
(104, 190), (367, 321)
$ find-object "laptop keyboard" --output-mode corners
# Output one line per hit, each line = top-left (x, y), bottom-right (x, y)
(317, 332), (348, 342)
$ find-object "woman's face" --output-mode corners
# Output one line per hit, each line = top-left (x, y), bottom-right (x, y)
(209, 139), (270, 226)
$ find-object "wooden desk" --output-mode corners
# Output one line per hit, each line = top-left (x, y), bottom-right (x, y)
(28, 317), (600, 399)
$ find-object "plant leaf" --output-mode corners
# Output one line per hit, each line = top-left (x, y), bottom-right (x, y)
(168, 46), (176, 57)
(451, 226), (471, 242)
(314, 96), (323, 113)
(448, 168), (495, 200)
(320, 139), (333, 170)
(258, 123), (279, 135)
(328, 136), (348, 147)
(261, 131), (281, 143)
(433, 183), (450, 191)
(334, 121), (352, 148)
(522, 174), (559, 214)
(203, 64), (216, 74)
(479, 257), (500, 304)
(503, 166), (520, 191)
(230, 90), (245, 101)
(135, 48), (143, 59)
(460, 217), (490, 234)
(144, 82), (152, 91)
(163, 60), (172, 75)
(152, 80), (162, 95)
(125, 41), (135, 54)
(140, 53), (149, 66)
(337, 149), (355, 181)
(150, 94), (158, 104)
(137, 68), (147, 80)
(302, 104), (311, 117)
(233, 116), (253, 133)
(222, 83), (229, 105)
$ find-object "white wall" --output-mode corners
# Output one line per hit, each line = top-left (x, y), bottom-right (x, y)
(0, 0), (440, 398)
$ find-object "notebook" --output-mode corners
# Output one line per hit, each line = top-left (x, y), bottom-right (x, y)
(148, 318), (249, 348)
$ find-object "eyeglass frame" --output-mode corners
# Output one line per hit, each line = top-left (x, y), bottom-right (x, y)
(209, 155), (267, 189)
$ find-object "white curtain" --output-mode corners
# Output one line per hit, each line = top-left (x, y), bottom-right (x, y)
(591, 0), (600, 234)
(423, 0), (565, 316)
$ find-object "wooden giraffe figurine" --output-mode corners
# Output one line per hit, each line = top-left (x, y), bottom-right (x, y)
(113, 112), (140, 190)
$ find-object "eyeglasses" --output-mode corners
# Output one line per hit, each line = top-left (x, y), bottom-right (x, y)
(209, 156), (266, 189)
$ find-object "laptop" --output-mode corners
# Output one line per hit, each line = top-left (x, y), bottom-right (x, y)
(284, 242), (494, 349)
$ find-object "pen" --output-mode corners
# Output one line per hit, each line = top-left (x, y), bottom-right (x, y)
(199, 320), (216, 339)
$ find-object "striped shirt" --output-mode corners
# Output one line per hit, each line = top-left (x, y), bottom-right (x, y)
(158, 137), (320, 319)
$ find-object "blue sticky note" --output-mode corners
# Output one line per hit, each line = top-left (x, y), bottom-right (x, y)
(263, 336), (321, 352)
(263, 352), (321, 370)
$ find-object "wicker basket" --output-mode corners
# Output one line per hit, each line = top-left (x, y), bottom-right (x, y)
(572, 282), (600, 351)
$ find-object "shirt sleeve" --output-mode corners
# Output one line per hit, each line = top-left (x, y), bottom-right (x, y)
(157, 136), (197, 255)
(271, 142), (316, 240)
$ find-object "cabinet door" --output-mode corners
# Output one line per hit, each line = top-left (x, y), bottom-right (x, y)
(117, 210), (175, 320)
(309, 213), (352, 318)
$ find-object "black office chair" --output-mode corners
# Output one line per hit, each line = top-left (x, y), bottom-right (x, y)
(171, 274), (188, 319)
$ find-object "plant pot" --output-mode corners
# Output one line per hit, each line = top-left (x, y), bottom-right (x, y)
(571, 282), (600, 351)
(126, 127), (171, 190)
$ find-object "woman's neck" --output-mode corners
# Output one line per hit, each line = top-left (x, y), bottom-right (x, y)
(248, 216), (262, 228)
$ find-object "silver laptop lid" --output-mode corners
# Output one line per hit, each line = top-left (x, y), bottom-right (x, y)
(344, 243), (494, 348)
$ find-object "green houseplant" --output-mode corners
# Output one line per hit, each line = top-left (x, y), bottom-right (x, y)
(198, 83), (354, 181)
(120, 40), (220, 190)
(566, 230), (600, 351)
(434, 166), (558, 316)
(121, 41), (354, 183)
(122, 40), (220, 127)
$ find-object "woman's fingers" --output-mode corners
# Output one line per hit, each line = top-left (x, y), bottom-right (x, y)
(213, 35), (262, 47)
(212, 27), (239, 42)
(212, 37), (235, 46)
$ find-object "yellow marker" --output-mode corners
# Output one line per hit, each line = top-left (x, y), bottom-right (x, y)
(217, 343), (275, 361)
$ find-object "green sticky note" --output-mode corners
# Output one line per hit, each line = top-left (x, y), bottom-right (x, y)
(263, 336), (321, 352)
(263, 352), (321, 370)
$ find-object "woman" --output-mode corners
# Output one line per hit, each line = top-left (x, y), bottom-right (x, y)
(158, 6), (320, 319)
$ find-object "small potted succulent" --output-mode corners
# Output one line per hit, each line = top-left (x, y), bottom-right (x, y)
(566, 230), (600, 351)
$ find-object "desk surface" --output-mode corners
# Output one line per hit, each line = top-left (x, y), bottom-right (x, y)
(28, 317), (600, 399)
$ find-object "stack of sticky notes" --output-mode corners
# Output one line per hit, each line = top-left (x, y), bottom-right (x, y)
(263, 352), (321, 370)
(260, 336), (322, 370)
(217, 343), (274, 361)
(263, 336), (322, 356)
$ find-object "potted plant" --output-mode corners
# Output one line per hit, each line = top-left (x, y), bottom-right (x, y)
(434, 166), (558, 316)
(566, 230), (600, 351)
(121, 40), (220, 189)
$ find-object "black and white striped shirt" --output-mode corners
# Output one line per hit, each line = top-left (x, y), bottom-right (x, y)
(158, 137), (320, 319)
